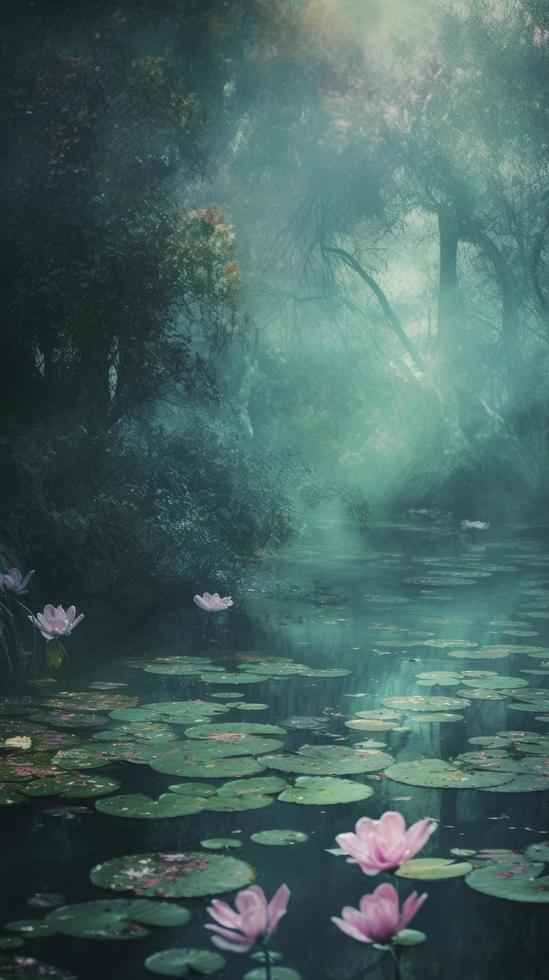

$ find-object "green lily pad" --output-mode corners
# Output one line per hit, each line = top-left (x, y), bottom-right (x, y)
(250, 830), (308, 846)
(142, 663), (223, 677)
(202, 673), (265, 685)
(200, 839), (241, 850)
(204, 793), (272, 812)
(90, 851), (256, 898)
(465, 860), (549, 902)
(20, 774), (120, 799)
(448, 648), (509, 660)
(258, 744), (392, 776)
(405, 713), (464, 723)
(382, 696), (469, 711)
(167, 783), (217, 798)
(93, 723), (178, 744)
(110, 702), (229, 725)
(456, 688), (509, 701)
(151, 750), (267, 780)
(281, 717), (328, 731)
(344, 719), (398, 732)
(460, 676), (529, 690)
(415, 672), (462, 687)
(396, 858), (473, 880)
(278, 775), (374, 805)
(232, 703), (268, 711)
(154, 736), (284, 762)
(44, 899), (190, 939)
(145, 948), (226, 977)
(217, 776), (288, 797)
(184, 723), (285, 738)
(385, 759), (514, 789)
(210, 692), (244, 699)
(0, 938), (24, 949)
(95, 792), (208, 819)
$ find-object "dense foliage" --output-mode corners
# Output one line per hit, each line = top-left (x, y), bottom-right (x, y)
(3, 0), (549, 668)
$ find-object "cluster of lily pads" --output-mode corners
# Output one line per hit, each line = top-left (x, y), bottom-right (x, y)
(2, 553), (549, 980)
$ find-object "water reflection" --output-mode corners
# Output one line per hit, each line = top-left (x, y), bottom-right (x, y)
(1, 517), (548, 978)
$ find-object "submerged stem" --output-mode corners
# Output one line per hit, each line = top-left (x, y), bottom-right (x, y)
(264, 945), (273, 980)
(389, 946), (402, 980)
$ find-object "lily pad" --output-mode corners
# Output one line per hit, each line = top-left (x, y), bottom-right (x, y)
(278, 775), (374, 805)
(465, 860), (549, 902)
(201, 673), (265, 685)
(184, 723), (285, 738)
(90, 851), (257, 898)
(151, 751), (267, 780)
(217, 776), (288, 797)
(145, 948), (226, 976)
(448, 648), (509, 660)
(20, 773), (120, 799)
(250, 830), (308, 846)
(200, 839), (241, 850)
(95, 793), (208, 819)
(110, 702), (229, 725)
(460, 676), (529, 690)
(44, 899), (190, 939)
(232, 703), (268, 711)
(405, 713), (464, 723)
(258, 744), (392, 776)
(20, 774), (120, 799)
(382, 696), (469, 711)
(385, 759), (514, 790)
(396, 858), (473, 880)
(280, 717), (328, 731)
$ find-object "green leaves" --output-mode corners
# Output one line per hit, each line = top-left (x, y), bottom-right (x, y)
(90, 851), (257, 898)
(44, 900), (190, 939)
(145, 949), (226, 977)
(278, 775), (374, 805)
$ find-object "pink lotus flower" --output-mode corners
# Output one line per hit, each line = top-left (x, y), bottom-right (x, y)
(332, 883), (427, 945)
(1, 568), (35, 595)
(205, 883), (290, 953)
(336, 811), (437, 875)
(28, 604), (85, 641)
(193, 592), (233, 612)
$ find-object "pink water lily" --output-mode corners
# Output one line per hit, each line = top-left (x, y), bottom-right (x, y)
(332, 883), (427, 945)
(1, 568), (35, 595)
(193, 592), (233, 612)
(336, 810), (437, 875)
(205, 883), (290, 953)
(28, 604), (85, 641)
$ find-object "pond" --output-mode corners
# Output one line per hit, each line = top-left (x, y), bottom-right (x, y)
(1, 514), (548, 979)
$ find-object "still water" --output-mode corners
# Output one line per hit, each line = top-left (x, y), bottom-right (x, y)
(1, 515), (548, 979)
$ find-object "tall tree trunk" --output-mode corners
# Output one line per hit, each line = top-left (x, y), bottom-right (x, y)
(466, 226), (523, 401)
(437, 210), (462, 360)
